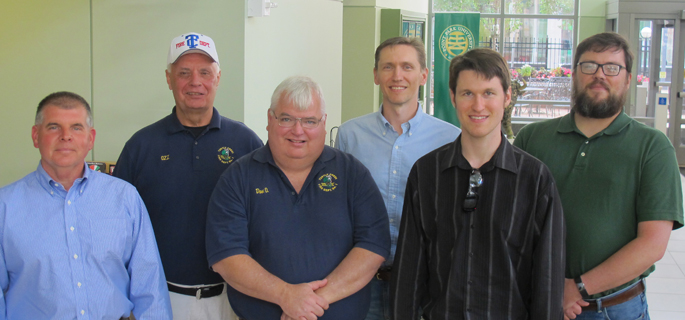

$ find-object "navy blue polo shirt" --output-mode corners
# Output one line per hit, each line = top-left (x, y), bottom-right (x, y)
(114, 107), (263, 285)
(206, 145), (390, 320)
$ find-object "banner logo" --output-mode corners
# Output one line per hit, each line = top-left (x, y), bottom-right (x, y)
(438, 24), (475, 61)
(318, 173), (338, 192)
(218, 147), (234, 164)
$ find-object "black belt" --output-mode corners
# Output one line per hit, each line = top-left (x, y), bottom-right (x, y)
(376, 267), (392, 281)
(167, 283), (224, 299)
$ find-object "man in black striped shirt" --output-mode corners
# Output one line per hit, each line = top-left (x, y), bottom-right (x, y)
(391, 48), (565, 320)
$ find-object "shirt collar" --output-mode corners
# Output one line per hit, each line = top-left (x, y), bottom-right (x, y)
(557, 111), (632, 137)
(253, 143), (335, 168)
(35, 161), (91, 193)
(376, 102), (426, 135)
(440, 133), (518, 174)
(166, 106), (222, 134)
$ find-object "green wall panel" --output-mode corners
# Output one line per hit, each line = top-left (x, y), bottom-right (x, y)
(0, 1), (91, 187)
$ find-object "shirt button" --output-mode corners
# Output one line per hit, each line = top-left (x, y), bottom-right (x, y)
(68, 200), (71, 205)
(581, 152), (586, 157)
(470, 224), (474, 229)
(291, 192), (295, 195)
(395, 146), (399, 150)
(81, 310), (85, 315)
(469, 252), (474, 257)
(70, 226), (75, 232)
(50, 191), (54, 195)
(585, 141), (589, 144)
(196, 156), (200, 159)
(383, 132), (386, 136)
(409, 132), (412, 136)
(195, 141), (198, 145)
(73, 254), (78, 259)
(77, 282), (82, 287)
(390, 219), (394, 223)
(393, 170), (397, 174)
(55, 183), (59, 187)
(391, 195), (396, 199)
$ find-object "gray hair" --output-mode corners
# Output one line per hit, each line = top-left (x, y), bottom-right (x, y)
(35, 91), (93, 127)
(269, 76), (326, 114)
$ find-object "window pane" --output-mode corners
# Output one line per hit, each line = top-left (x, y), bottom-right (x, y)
(505, 0), (574, 15)
(433, 0), (501, 14)
(505, 18), (574, 118)
(478, 18), (501, 50)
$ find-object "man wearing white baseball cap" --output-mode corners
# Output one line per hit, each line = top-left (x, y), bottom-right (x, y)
(114, 32), (263, 320)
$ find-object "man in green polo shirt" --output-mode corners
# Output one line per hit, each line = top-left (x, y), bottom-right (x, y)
(514, 32), (684, 320)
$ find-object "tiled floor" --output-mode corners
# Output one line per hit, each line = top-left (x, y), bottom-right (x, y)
(648, 174), (685, 319)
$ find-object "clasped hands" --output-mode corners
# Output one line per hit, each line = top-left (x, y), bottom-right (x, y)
(279, 279), (330, 320)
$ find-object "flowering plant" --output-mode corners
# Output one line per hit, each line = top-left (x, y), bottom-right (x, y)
(637, 74), (649, 84)
(551, 67), (572, 77)
(518, 64), (534, 78)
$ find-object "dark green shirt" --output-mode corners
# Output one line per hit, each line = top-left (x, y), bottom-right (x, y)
(514, 112), (684, 298)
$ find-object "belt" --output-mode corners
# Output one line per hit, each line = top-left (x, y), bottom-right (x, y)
(582, 281), (645, 311)
(376, 267), (392, 281)
(167, 283), (224, 299)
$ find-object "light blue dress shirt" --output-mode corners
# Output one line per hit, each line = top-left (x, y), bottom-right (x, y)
(0, 163), (172, 320)
(335, 104), (461, 265)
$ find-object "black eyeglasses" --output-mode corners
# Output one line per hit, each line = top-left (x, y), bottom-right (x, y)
(463, 170), (482, 212)
(577, 62), (626, 77)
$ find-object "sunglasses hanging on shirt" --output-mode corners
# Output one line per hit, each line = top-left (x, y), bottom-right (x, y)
(463, 170), (482, 212)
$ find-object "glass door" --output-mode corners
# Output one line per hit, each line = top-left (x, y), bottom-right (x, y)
(631, 17), (685, 165)
(676, 18), (685, 165)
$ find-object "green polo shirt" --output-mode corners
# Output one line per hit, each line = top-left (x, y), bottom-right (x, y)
(514, 112), (684, 298)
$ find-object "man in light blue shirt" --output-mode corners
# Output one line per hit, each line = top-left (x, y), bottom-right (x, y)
(0, 91), (172, 319)
(335, 37), (461, 320)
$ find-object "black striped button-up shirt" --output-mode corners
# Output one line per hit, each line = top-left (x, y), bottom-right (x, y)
(391, 135), (565, 320)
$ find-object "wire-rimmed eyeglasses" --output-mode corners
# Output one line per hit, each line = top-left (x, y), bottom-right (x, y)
(463, 170), (482, 212)
(270, 110), (325, 129)
(577, 62), (626, 77)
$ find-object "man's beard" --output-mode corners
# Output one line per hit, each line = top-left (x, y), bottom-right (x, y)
(571, 79), (626, 119)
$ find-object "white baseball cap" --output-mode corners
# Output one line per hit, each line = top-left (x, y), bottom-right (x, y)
(167, 32), (220, 66)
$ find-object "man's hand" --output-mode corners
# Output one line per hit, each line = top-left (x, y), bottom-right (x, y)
(563, 278), (589, 320)
(279, 279), (329, 320)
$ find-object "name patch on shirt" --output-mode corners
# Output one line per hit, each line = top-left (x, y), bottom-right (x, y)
(318, 173), (338, 192)
(218, 147), (234, 164)
(256, 188), (269, 194)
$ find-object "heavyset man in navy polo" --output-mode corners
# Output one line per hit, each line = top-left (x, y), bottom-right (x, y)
(114, 32), (263, 320)
(206, 76), (391, 320)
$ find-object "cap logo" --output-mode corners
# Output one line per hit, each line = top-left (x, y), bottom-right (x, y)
(186, 34), (200, 48)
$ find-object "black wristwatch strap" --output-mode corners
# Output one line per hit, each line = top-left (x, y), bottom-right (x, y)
(574, 275), (590, 299)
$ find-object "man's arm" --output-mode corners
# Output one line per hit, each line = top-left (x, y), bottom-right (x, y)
(0, 203), (8, 320)
(530, 177), (565, 320)
(333, 127), (345, 150)
(390, 168), (427, 320)
(126, 191), (172, 319)
(315, 247), (384, 304)
(212, 254), (329, 320)
(564, 220), (672, 318)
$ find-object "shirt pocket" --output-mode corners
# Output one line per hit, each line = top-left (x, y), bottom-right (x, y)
(88, 218), (130, 262)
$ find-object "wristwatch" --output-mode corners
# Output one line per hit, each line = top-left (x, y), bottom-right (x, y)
(574, 275), (590, 299)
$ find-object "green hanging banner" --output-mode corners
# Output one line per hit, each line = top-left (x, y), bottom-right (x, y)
(433, 13), (480, 127)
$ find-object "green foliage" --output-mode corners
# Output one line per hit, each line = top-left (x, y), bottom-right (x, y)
(518, 64), (534, 77)
(434, 0), (574, 15)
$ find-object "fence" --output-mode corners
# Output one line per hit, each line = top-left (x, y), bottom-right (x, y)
(478, 37), (573, 70)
